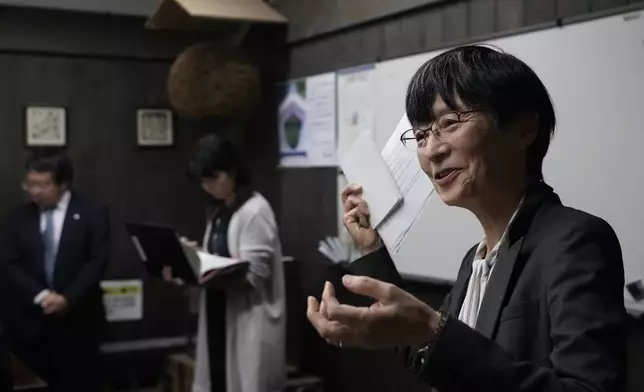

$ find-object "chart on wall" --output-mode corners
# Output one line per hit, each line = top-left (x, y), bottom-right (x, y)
(337, 64), (376, 160)
(278, 72), (337, 167)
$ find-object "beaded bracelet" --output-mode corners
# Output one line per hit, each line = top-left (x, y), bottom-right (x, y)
(417, 311), (448, 359)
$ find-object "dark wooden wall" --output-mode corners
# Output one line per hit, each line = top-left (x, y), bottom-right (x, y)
(281, 0), (644, 78)
(275, 1), (644, 392)
(0, 6), (285, 346)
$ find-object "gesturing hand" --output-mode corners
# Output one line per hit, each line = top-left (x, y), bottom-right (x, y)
(341, 184), (383, 254)
(307, 275), (441, 350)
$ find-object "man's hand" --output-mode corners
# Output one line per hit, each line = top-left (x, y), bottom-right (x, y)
(307, 276), (441, 350)
(41, 292), (69, 316)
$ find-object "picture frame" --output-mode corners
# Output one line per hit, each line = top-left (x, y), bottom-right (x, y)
(137, 109), (174, 147)
(25, 106), (67, 147)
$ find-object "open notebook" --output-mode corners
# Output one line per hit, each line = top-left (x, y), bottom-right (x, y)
(180, 242), (249, 285)
(126, 221), (248, 286)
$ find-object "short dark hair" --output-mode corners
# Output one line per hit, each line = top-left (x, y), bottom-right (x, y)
(25, 148), (74, 186)
(405, 45), (556, 180)
(187, 133), (251, 187)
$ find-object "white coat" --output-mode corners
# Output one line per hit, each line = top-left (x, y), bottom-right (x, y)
(192, 192), (286, 392)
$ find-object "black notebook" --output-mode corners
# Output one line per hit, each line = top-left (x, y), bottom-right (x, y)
(125, 221), (248, 286)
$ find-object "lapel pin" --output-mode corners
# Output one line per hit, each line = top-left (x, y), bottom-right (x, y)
(73, 214), (80, 220)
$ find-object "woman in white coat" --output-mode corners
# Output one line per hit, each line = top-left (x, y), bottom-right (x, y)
(180, 134), (286, 392)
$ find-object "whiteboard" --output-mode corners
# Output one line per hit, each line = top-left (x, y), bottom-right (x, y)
(373, 9), (644, 284)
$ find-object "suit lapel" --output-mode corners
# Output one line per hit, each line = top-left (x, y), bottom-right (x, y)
(21, 204), (47, 283)
(448, 253), (474, 317)
(27, 204), (43, 246)
(443, 181), (559, 336)
(472, 181), (555, 338)
(474, 237), (523, 338)
(56, 195), (78, 263)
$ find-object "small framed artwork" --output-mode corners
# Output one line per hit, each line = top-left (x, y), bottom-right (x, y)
(25, 106), (67, 146)
(137, 109), (174, 147)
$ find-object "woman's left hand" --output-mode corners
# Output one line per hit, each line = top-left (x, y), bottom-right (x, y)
(307, 275), (442, 349)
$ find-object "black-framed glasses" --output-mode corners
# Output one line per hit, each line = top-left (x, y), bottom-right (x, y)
(400, 109), (479, 151)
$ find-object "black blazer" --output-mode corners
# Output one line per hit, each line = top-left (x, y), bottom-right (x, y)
(1, 192), (110, 343)
(350, 182), (626, 392)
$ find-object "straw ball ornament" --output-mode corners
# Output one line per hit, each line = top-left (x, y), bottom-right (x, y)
(168, 42), (260, 119)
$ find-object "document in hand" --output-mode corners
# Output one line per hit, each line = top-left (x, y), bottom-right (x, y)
(181, 242), (249, 286)
(340, 130), (403, 229)
(125, 221), (248, 286)
(377, 114), (435, 253)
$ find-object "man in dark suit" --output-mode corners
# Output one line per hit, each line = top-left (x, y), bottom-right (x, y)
(307, 45), (626, 392)
(2, 149), (110, 392)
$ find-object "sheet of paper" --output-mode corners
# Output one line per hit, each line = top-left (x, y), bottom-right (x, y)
(278, 72), (337, 167)
(306, 73), (337, 166)
(341, 130), (403, 229)
(197, 250), (238, 276)
(100, 280), (143, 322)
(378, 114), (435, 253)
(337, 64), (376, 160)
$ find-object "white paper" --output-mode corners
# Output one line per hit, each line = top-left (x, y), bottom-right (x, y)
(278, 73), (337, 167)
(101, 280), (143, 322)
(337, 173), (350, 240)
(341, 130), (403, 229)
(337, 64), (376, 159)
(378, 114), (435, 253)
(306, 73), (337, 166)
(196, 250), (238, 276)
(181, 242), (238, 277)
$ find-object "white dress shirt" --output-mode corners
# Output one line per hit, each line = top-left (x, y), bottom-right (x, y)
(458, 198), (524, 328)
(34, 191), (71, 304)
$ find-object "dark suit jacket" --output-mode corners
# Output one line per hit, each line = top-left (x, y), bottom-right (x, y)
(1, 192), (110, 343)
(350, 182), (626, 392)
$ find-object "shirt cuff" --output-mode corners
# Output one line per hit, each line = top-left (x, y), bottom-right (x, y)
(33, 289), (51, 305)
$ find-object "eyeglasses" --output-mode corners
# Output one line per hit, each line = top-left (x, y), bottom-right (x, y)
(400, 110), (479, 151)
(21, 181), (54, 192)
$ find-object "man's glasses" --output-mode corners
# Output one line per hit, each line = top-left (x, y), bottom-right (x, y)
(22, 181), (54, 192)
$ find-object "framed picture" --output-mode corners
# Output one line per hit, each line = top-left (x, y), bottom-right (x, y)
(137, 109), (174, 146)
(25, 106), (67, 146)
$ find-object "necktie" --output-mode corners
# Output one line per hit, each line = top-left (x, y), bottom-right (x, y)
(459, 258), (492, 328)
(42, 210), (57, 286)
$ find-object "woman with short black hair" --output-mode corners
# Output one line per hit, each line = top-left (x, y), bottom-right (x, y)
(308, 45), (626, 392)
(169, 134), (286, 392)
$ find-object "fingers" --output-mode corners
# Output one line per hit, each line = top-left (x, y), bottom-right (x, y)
(342, 275), (399, 302)
(322, 281), (336, 304)
(341, 184), (363, 204)
(319, 281), (369, 325)
(307, 297), (353, 346)
(307, 295), (320, 315)
(344, 195), (370, 216)
(162, 266), (173, 282)
(343, 197), (371, 230)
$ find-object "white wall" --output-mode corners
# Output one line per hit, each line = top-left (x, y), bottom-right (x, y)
(373, 9), (644, 285)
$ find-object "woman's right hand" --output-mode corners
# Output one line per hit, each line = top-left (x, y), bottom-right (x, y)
(180, 237), (207, 253)
(341, 183), (383, 254)
(162, 265), (184, 286)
